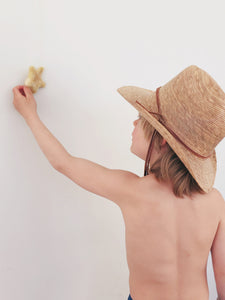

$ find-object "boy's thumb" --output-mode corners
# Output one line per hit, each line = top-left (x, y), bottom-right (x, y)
(23, 86), (33, 96)
(24, 86), (30, 92)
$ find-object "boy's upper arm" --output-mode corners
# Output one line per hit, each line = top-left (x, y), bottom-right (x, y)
(56, 155), (140, 207)
(211, 190), (225, 297)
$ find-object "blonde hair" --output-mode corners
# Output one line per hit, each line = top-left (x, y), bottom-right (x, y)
(138, 113), (206, 198)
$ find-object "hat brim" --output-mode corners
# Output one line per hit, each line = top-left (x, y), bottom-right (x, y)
(117, 85), (217, 193)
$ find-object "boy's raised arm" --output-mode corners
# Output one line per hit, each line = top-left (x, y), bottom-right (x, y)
(25, 113), (140, 208)
(57, 156), (140, 207)
(25, 113), (70, 168)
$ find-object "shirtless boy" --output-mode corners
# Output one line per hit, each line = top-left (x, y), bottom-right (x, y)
(12, 65), (225, 300)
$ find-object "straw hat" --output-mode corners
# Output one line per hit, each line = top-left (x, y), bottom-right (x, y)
(117, 65), (225, 193)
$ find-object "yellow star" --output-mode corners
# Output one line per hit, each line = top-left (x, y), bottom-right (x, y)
(24, 66), (46, 93)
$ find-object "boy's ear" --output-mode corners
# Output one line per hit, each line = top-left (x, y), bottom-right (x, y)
(162, 138), (167, 145)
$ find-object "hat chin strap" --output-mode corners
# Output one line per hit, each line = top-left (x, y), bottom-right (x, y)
(144, 129), (157, 176)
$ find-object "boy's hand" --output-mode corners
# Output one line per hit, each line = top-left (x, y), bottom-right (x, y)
(12, 85), (38, 120)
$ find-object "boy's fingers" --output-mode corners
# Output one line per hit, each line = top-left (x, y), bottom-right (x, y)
(23, 86), (32, 95)
(12, 86), (23, 93)
(12, 87), (20, 95)
(12, 87), (26, 99)
(12, 86), (29, 97)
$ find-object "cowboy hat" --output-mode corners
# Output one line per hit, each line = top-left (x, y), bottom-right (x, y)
(117, 65), (225, 193)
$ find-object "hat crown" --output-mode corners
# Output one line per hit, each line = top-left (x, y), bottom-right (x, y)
(149, 65), (225, 157)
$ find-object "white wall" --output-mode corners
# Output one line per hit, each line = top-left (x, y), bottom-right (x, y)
(1, 0), (225, 299)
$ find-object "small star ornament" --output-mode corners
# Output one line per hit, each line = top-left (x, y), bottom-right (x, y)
(24, 66), (46, 93)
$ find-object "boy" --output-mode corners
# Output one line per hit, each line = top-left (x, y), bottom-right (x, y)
(12, 65), (225, 300)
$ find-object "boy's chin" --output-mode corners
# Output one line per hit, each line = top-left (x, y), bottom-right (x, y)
(130, 146), (145, 160)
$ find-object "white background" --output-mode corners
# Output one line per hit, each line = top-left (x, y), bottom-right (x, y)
(1, 0), (225, 299)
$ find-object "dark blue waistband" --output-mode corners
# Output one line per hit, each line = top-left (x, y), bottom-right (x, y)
(128, 294), (133, 300)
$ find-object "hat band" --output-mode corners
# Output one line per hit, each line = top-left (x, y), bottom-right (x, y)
(136, 87), (213, 159)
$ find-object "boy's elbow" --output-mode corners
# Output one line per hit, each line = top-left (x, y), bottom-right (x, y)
(53, 153), (73, 171)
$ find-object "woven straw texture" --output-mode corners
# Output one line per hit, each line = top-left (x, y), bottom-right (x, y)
(117, 65), (225, 193)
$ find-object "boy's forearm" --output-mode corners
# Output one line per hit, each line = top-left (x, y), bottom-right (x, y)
(25, 114), (71, 168)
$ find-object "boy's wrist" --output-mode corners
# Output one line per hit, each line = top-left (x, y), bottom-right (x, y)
(25, 113), (40, 125)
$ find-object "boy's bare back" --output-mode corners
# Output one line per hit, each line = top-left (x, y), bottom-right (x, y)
(119, 173), (225, 300)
